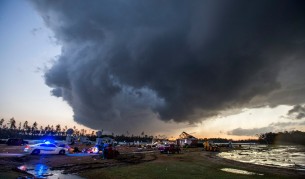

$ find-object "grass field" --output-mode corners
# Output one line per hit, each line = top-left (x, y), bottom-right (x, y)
(80, 150), (289, 179)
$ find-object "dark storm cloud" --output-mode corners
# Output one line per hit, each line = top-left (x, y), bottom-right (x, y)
(30, 0), (305, 133)
(228, 121), (305, 136)
(288, 105), (305, 119)
(227, 127), (273, 136)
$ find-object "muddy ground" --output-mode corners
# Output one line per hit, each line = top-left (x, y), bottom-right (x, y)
(0, 144), (157, 178)
(0, 144), (304, 178)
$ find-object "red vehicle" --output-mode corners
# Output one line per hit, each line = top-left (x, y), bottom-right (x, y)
(159, 144), (181, 154)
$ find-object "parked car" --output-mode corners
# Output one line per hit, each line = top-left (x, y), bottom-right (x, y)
(159, 144), (181, 154)
(6, 138), (28, 146)
(24, 142), (68, 155)
(85, 145), (102, 154)
(83, 144), (120, 159)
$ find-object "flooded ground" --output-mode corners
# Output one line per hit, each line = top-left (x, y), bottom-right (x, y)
(218, 145), (305, 171)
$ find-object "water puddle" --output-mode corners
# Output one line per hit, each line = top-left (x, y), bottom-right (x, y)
(221, 168), (263, 175)
(18, 164), (84, 179)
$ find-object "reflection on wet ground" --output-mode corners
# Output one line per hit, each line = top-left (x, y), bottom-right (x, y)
(221, 168), (263, 175)
(18, 164), (84, 179)
(0, 153), (26, 157)
(218, 145), (305, 171)
(66, 153), (98, 157)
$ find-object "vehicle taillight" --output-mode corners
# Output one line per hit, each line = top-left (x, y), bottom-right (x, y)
(25, 145), (30, 149)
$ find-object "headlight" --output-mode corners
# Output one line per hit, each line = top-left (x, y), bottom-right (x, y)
(92, 147), (98, 153)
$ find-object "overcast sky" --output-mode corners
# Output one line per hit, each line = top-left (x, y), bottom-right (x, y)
(1, 0), (305, 139)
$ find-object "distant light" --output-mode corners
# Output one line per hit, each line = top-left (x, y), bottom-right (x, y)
(45, 141), (51, 144)
(93, 147), (99, 153)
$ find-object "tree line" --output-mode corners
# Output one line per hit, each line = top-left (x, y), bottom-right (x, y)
(0, 117), (154, 142)
(3, 117), (303, 145)
(0, 117), (92, 137)
(258, 130), (305, 145)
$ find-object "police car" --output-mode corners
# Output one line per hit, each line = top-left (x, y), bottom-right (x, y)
(24, 141), (67, 155)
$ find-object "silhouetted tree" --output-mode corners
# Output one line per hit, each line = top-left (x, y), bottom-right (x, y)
(40, 126), (44, 135)
(9, 117), (16, 129)
(32, 122), (38, 130)
(56, 124), (61, 135)
(80, 129), (84, 136)
(259, 131), (305, 145)
(0, 118), (4, 128)
(45, 125), (50, 131)
(23, 121), (29, 130)
(18, 122), (21, 131)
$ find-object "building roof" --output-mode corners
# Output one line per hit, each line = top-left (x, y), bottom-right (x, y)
(179, 131), (197, 139)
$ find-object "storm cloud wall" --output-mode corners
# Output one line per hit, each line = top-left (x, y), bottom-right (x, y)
(31, 0), (305, 133)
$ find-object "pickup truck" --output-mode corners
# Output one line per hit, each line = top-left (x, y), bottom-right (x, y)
(159, 144), (181, 154)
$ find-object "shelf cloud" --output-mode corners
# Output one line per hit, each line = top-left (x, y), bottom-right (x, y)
(31, 0), (305, 133)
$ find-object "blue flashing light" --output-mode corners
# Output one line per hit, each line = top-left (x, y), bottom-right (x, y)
(42, 137), (55, 144)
